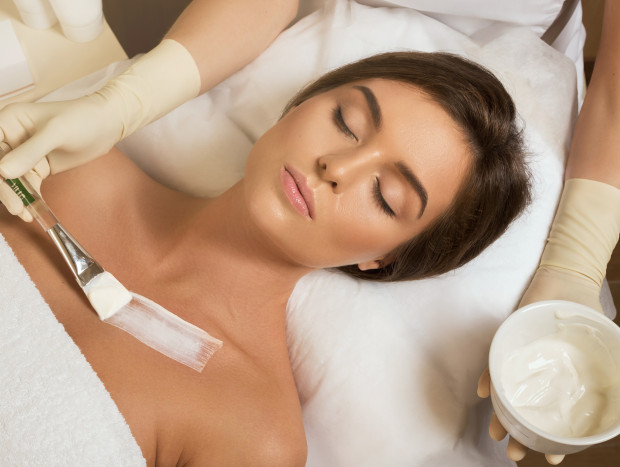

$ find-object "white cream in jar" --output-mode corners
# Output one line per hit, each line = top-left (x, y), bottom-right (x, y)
(501, 315), (620, 438)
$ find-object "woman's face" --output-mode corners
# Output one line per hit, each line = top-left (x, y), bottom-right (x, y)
(243, 78), (471, 270)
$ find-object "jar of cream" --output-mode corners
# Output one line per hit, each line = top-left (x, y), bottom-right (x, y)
(489, 300), (620, 454)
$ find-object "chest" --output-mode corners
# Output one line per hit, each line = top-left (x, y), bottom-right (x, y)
(0, 213), (302, 465)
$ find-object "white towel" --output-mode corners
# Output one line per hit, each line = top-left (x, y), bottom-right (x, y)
(0, 233), (145, 466)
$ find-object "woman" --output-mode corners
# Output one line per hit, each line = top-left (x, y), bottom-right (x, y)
(0, 52), (529, 465)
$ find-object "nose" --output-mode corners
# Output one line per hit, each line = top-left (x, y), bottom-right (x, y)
(317, 151), (378, 193)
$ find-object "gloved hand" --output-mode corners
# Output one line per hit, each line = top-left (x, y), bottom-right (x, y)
(0, 141), (46, 222)
(517, 178), (620, 312)
(478, 178), (620, 464)
(0, 38), (200, 221)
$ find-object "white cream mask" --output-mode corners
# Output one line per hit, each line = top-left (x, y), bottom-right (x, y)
(501, 314), (620, 438)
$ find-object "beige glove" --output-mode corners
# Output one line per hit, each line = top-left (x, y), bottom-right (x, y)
(519, 178), (620, 311)
(479, 178), (620, 464)
(0, 39), (200, 221)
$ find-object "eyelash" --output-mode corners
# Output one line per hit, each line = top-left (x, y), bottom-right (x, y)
(332, 106), (393, 218)
(332, 106), (358, 141)
(374, 177), (395, 218)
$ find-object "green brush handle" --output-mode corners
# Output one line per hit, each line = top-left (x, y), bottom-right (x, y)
(0, 140), (56, 230)
(4, 177), (59, 231)
(4, 176), (103, 286)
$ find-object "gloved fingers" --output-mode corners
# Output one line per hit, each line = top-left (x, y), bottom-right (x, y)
(0, 140), (46, 194)
(506, 436), (527, 461)
(0, 102), (39, 149)
(0, 140), (10, 154)
(545, 453), (565, 465)
(0, 182), (32, 222)
(0, 102), (66, 179)
(478, 361), (565, 466)
(17, 206), (33, 223)
(0, 130), (60, 180)
(489, 412), (507, 441)
(32, 157), (51, 180)
(477, 368), (491, 398)
(23, 170), (43, 197)
(0, 182), (23, 214)
(0, 141), (37, 222)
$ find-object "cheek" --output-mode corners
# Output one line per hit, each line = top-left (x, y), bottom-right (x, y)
(245, 127), (280, 171)
(318, 194), (411, 264)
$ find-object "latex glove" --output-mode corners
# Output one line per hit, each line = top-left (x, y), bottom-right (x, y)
(477, 369), (566, 465)
(478, 178), (620, 464)
(0, 141), (47, 221)
(0, 39), (200, 221)
(518, 178), (620, 311)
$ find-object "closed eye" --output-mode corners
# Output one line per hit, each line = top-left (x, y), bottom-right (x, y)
(332, 106), (358, 142)
(374, 177), (395, 218)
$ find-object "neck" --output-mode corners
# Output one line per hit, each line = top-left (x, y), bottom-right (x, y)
(137, 181), (313, 336)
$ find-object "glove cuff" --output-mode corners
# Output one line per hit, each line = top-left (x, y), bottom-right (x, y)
(95, 39), (201, 139)
(540, 178), (620, 287)
(519, 265), (605, 312)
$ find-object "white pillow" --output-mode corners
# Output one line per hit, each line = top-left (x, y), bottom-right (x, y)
(44, 1), (593, 465)
(295, 0), (587, 103)
(119, 3), (578, 465)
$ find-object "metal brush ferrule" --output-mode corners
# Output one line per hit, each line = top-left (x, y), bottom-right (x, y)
(47, 223), (104, 287)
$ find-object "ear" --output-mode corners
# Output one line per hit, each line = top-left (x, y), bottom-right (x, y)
(358, 254), (395, 271)
(357, 259), (384, 271)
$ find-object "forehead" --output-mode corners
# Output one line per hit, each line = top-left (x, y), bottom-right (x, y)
(358, 78), (469, 146)
(339, 78), (448, 120)
(364, 78), (467, 154)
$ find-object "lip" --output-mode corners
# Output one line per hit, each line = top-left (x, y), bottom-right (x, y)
(280, 165), (315, 220)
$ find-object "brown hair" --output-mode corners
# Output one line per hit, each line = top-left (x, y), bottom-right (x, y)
(283, 51), (531, 281)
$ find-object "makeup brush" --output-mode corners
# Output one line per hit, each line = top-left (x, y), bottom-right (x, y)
(0, 143), (222, 371)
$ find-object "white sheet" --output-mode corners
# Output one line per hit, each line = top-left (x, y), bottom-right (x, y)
(33, 1), (609, 465)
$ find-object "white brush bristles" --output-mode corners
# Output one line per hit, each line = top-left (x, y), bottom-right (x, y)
(83, 272), (133, 320)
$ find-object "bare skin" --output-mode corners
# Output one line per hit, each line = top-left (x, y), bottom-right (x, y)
(166, 0), (299, 94)
(0, 78), (470, 465)
(0, 149), (308, 466)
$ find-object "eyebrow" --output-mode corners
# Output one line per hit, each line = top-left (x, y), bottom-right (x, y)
(395, 161), (428, 218)
(352, 85), (427, 218)
(353, 85), (382, 130)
